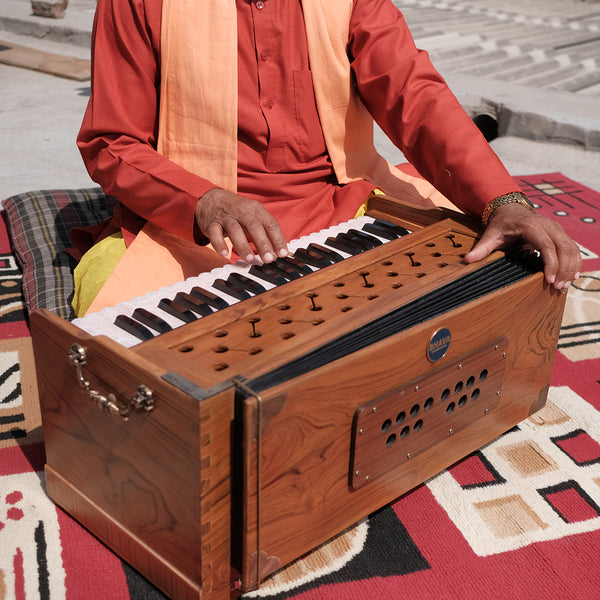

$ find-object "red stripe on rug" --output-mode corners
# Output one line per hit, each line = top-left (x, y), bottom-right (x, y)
(13, 548), (26, 600)
(551, 352), (600, 412)
(57, 509), (131, 600)
(0, 322), (31, 340)
(393, 484), (600, 599)
(0, 443), (45, 476)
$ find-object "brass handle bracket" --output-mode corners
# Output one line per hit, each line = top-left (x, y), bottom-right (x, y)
(69, 343), (154, 420)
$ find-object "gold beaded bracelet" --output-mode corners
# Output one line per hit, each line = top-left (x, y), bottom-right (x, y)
(481, 192), (536, 226)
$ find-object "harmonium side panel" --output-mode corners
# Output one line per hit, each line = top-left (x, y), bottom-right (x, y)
(30, 309), (236, 600)
(239, 272), (565, 590)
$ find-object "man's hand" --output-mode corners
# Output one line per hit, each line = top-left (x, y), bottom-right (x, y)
(195, 188), (289, 263)
(464, 203), (582, 291)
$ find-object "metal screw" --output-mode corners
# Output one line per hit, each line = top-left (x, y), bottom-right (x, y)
(372, 407), (377, 413)
(359, 428), (364, 435)
(407, 453), (412, 459)
(449, 428), (454, 435)
(355, 470), (360, 476)
(415, 385), (419, 392)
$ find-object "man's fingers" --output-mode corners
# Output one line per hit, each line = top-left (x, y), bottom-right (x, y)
(263, 218), (289, 259)
(206, 219), (254, 261)
(463, 227), (505, 264)
(196, 189), (288, 263)
(465, 203), (582, 291)
(540, 229), (582, 289)
(238, 211), (288, 263)
(241, 219), (277, 263)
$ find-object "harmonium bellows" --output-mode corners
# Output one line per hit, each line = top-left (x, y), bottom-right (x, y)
(30, 194), (566, 600)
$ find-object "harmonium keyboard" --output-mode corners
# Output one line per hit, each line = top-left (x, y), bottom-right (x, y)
(30, 194), (566, 600)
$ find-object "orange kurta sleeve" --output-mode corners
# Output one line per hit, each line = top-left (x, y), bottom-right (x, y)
(349, 0), (522, 217)
(77, 0), (215, 245)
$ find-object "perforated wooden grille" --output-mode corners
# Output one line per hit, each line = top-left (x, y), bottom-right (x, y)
(350, 339), (508, 489)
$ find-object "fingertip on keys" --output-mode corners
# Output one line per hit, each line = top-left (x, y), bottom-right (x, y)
(262, 247), (289, 263)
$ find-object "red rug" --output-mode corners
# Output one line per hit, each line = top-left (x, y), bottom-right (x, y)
(1, 173), (599, 600)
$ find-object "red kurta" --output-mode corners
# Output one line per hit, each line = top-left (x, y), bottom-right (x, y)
(76, 0), (520, 255)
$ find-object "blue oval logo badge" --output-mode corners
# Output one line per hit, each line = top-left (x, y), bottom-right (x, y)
(427, 328), (451, 362)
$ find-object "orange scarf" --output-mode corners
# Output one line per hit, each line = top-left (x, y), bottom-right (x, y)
(157, 0), (444, 206)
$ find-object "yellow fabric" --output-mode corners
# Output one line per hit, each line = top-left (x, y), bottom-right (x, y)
(157, 0), (450, 208)
(354, 188), (386, 218)
(84, 222), (228, 316)
(353, 201), (368, 219)
(72, 232), (127, 317)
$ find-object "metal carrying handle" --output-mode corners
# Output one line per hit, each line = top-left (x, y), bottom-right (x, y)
(69, 343), (154, 420)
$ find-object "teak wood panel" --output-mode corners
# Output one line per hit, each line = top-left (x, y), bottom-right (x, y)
(30, 310), (235, 600)
(239, 273), (565, 585)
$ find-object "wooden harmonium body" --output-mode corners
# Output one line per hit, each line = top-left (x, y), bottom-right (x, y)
(30, 196), (566, 600)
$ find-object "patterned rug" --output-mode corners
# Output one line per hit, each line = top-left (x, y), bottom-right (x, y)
(1, 173), (599, 600)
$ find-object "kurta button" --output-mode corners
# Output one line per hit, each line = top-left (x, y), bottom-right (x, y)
(261, 51), (268, 61)
(266, 99), (273, 108)
(256, 0), (264, 8)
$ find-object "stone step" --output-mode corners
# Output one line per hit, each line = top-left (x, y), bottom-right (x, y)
(553, 70), (600, 93)
(514, 63), (589, 89)
(458, 54), (536, 77)
(493, 58), (568, 84)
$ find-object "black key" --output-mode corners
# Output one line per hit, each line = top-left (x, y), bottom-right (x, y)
(294, 244), (344, 268)
(348, 229), (383, 247)
(373, 218), (410, 235)
(307, 243), (345, 263)
(212, 277), (252, 300)
(293, 247), (331, 269)
(175, 292), (214, 316)
(114, 314), (155, 341)
(190, 286), (230, 310)
(132, 307), (173, 334)
(158, 298), (198, 323)
(228, 272), (267, 295)
(274, 256), (312, 277)
(324, 235), (365, 255)
(362, 222), (397, 241)
(249, 264), (288, 286)
(363, 219), (409, 240)
(337, 232), (372, 252)
(261, 261), (300, 282)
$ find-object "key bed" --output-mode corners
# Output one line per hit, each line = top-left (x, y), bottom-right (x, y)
(73, 216), (408, 348)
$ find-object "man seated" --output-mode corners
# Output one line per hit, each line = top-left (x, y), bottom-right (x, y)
(72, 0), (581, 316)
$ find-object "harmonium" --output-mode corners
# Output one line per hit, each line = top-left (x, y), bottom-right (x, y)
(30, 194), (566, 599)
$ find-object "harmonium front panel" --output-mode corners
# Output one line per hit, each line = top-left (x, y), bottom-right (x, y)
(31, 201), (566, 598)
